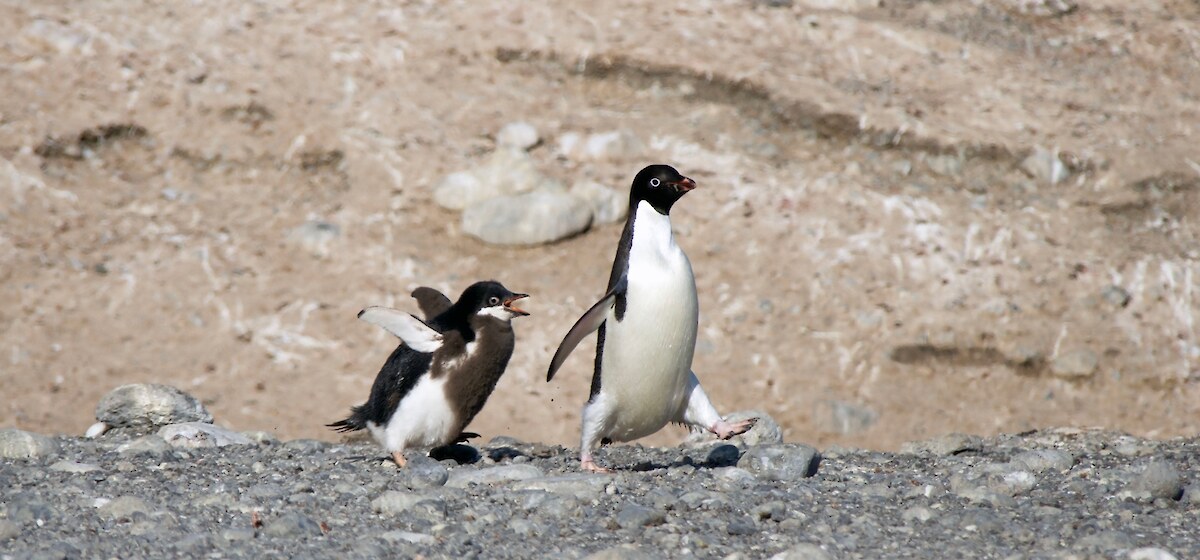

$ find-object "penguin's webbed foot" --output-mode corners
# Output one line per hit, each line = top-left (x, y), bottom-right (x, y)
(713, 417), (758, 440)
(580, 457), (613, 474)
(391, 451), (408, 468)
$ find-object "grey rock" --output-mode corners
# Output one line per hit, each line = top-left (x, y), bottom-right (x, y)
(380, 530), (436, 545)
(902, 505), (934, 523)
(1128, 548), (1180, 560)
(687, 410), (783, 447)
(0, 428), (59, 459)
(8, 497), (53, 525)
(261, 512), (323, 538)
(900, 433), (983, 456)
(770, 543), (834, 560)
(95, 383), (212, 429)
(512, 473), (613, 498)
(48, 460), (101, 474)
(462, 188), (593, 246)
(173, 533), (213, 553)
(584, 545), (660, 560)
(446, 464), (543, 487)
(1051, 349), (1098, 379)
(726, 517), (757, 535)
(1101, 285), (1132, 308)
(751, 501), (787, 521)
(220, 528), (255, 542)
(1011, 449), (1075, 473)
(737, 444), (820, 480)
(1181, 483), (1200, 504)
(403, 457), (450, 488)
(496, 121), (540, 151)
(1076, 530), (1135, 551)
(813, 400), (877, 435)
(246, 482), (286, 499)
(570, 180), (627, 225)
(1122, 461), (1183, 501)
(615, 504), (665, 529)
(370, 491), (444, 517)
(116, 434), (171, 456)
(288, 220), (340, 259)
(98, 496), (153, 519)
(0, 519), (20, 541)
(158, 422), (254, 448)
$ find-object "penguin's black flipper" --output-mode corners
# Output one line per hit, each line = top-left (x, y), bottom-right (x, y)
(547, 275), (627, 382)
(411, 287), (453, 320)
(358, 306), (443, 353)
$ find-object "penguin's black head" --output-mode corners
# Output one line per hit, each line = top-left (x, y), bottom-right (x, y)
(630, 164), (696, 215)
(457, 281), (530, 320)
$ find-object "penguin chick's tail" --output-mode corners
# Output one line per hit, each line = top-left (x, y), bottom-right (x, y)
(326, 405), (367, 433)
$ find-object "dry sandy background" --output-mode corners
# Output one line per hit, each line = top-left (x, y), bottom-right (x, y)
(3, 0), (1199, 451)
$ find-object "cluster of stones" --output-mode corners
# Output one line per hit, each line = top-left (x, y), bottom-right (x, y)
(434, 122), (641, 246)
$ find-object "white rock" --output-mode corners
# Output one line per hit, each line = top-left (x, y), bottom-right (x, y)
(582, 131), (643, 161)
(570, 181), (627, 225)
(1019, 146), (1070, 185)
(49, 460), (102, 474)
(85, 422), (109, 439)
(496, 122), (540, 151)
(557, 130), (643, 162)
(462, 188), (593, 246)
(1129, 548), (1179, 560)
(432, 171), (486, 211)
(433, 149), (544, 210)
(158, 422), (254, 448)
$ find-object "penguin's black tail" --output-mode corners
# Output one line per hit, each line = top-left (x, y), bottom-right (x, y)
(326, 405), (367, 433)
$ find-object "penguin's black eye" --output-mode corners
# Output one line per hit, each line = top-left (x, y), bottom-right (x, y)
(488, 296), (500, 306)
(649, 177), (661, 188)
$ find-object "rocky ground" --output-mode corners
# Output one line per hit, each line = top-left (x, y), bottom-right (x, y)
(1, 426), (1195, 559)
(3, 0), (1200, 453)
(1, 385), (1197, 559)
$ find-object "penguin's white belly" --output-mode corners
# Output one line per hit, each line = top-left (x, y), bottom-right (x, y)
(366, 374), (457, 451)
(600, 242), (698, 442)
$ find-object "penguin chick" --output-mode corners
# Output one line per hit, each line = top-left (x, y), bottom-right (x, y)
(329, 281), (529, 467)
(547, 165), (756, 472)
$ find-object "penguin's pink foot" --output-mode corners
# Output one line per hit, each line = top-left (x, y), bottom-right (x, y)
(713, 417), (757, 440)
(580, 458), (612, 473)
(391, 451), (407, 468)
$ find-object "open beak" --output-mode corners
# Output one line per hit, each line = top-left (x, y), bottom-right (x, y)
(669, 177), (697, 193)
(503, 294), (530, 316)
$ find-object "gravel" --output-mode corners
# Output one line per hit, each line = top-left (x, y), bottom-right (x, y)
(1, 427), (1196, 558)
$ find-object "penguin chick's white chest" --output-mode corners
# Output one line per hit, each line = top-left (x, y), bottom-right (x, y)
(601, 201), (699, 441)
(366, 372), (457, 452)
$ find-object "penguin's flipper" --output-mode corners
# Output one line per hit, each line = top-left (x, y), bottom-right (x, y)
(546, 276), (627, 382)
(358, 306), (443, 353)
(411, 286), (453, 320)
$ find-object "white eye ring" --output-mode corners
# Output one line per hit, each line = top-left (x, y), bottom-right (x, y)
(489, 296), (500, 305)
(649, 177), (661, 188)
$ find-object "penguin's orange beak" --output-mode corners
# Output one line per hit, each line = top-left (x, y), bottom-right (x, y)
(503, 294), (530, 316)
(669, 177), (696, 193)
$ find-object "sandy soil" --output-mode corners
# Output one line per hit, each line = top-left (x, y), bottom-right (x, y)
(3, 0), (1199, 451)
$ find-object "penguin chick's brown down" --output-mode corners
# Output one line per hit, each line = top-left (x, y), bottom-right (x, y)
(328, 281), (529, 467)
(546, 164), (756, 472)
